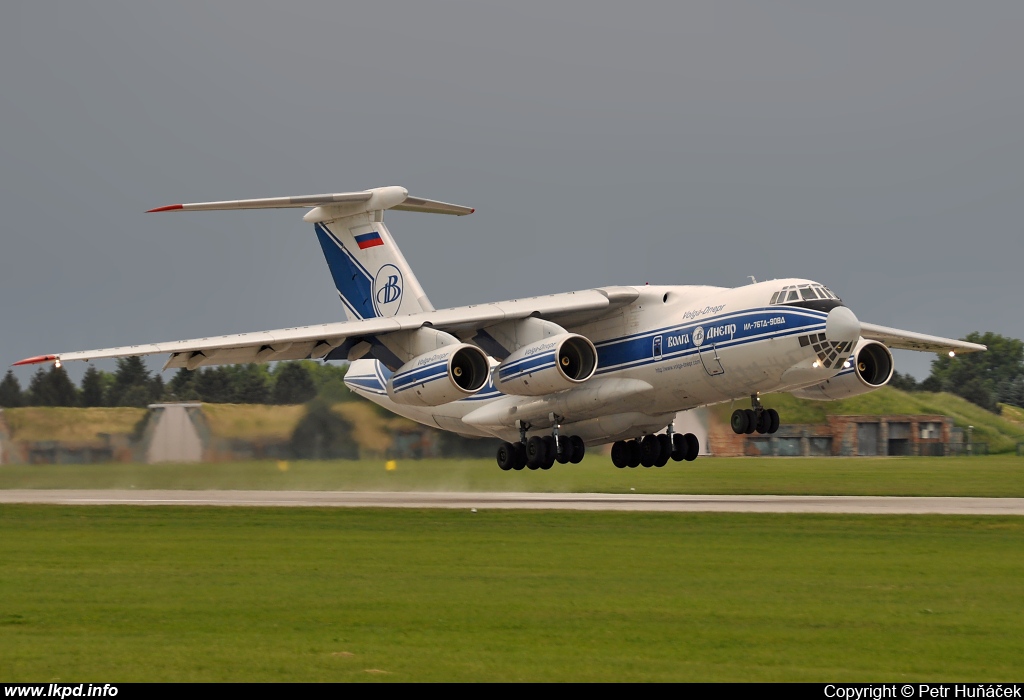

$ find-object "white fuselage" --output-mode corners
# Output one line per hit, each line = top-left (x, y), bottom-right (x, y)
(344, 278), (858, 445)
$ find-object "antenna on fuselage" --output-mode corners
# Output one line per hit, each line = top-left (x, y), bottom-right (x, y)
(748, 275), (758, 284)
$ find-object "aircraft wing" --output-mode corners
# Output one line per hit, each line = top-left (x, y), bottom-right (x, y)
(14, 287), (638, 370)
(859, 322), (987, 355)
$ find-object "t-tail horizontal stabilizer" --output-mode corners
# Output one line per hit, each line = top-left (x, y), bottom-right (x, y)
(148, 186), (475, 323)
(146, 186), (474, 220)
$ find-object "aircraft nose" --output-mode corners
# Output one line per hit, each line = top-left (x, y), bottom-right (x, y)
(826, 305), (860, 343)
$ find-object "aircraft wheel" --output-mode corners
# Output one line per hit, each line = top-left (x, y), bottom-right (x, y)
(730, 409), (749, 435)
(542, 436), (557, 469)
(512, 442), (527, 470)
(496, 442), (516, 471)
(640, 434), (660, 467)
(611, 440), (628, 468)
(626, 440), (641, 468)
(755, 411), (770, 434)
(684, 433), (700, 462)
(569, 435), (585, 464)
(555, 437), (572, 464)
(743, 409), (757, 435)
(655, 434), (672, 467)
(526, 436), (547, 469)
(671, 433), (687, 461)
(767, 409), (780, 434)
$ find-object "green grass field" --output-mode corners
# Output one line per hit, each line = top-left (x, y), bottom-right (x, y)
(1, 506), (1021, 681)
(2, 455), (1023, 497)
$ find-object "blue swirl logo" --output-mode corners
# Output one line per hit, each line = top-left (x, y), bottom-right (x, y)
(373, 264), (404, 317)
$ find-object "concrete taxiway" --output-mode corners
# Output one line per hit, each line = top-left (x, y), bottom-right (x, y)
(1, 490), (1023, 515)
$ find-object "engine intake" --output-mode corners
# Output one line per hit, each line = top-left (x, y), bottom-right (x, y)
(493, 333), (598, 397)
(790, 338), (894, 401)
(855, 341), (893, 387)
(386, 343), (490, 406)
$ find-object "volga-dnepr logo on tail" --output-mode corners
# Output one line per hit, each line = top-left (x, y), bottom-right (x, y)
(373, 264), (404, 317)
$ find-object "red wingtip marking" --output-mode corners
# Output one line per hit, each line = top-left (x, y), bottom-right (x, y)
(146, 204), (184, 213)
(470, 208), (475, 214)
(12, 354), (57, 367)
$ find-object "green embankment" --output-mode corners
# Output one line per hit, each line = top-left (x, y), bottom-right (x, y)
(1, 506), (1021, 681)
(2, 455), (1023, 497)
(200, 403), (306, 441)
(2, 407), (146, 443)
(1001, 403), (1024, 427)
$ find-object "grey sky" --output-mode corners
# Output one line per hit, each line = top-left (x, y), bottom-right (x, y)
(2, 2), (1022, 384)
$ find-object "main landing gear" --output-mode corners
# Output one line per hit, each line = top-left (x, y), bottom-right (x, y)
(610, 423), (699, 469)
(496, 419), (586, 471)
(730, 395), (780, 435)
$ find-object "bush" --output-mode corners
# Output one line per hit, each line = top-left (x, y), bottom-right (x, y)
(289, 398), (358, 459)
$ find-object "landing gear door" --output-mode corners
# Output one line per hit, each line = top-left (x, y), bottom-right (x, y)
(693, 326), (724, 377)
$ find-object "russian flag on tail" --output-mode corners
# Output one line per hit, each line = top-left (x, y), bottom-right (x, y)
(355, 232), (384, 249)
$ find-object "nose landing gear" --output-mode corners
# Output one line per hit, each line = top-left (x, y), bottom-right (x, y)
(731, 395), (780, 435)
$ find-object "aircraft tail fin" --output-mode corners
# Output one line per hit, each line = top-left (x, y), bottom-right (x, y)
(314, 216), (433, 321)
(147, 186), (474, 321)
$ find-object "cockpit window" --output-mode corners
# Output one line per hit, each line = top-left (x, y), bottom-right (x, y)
(770, 283), (843, 306)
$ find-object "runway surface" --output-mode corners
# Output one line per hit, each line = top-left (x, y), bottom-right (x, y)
(1, 490), (1023, 515)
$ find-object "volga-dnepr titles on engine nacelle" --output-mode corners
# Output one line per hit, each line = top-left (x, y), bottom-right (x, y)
(386, 343), (490, 407)
(493, 333), (598, 396)
(790, 338), (895, 401)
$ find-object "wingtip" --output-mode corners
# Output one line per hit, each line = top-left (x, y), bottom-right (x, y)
(12, 354), (57, 367)
(146, 204), (184, 213)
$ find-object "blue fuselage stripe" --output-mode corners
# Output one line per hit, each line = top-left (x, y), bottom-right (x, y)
(347, 307), (832, 399)
(595, 308), (826, 373)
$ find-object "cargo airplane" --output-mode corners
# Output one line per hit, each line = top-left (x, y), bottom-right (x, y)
(15, 187), (985, 470)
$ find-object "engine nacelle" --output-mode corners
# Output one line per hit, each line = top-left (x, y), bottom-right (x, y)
(386, 344), (490, 407)
(790, 338), (894, 401)
(493, 333), (598, 397)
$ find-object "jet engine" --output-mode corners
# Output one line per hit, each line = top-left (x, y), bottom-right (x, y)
(493, 333), (598, 396)
(386, 343), (490, 407)
(790, 338), (894, 401)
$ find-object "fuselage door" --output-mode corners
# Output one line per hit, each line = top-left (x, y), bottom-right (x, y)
(653, 335), (663, 361)
(699, 344), (725, 376)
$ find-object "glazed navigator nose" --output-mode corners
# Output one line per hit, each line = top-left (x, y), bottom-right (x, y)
(826, 305), (860, 344)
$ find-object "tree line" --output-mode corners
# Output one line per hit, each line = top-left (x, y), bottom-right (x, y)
(888, 332), (1024, 413)
(0, 358), (352, 408)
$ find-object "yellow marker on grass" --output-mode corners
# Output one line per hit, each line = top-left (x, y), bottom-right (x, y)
(385, 460), (397, 472)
